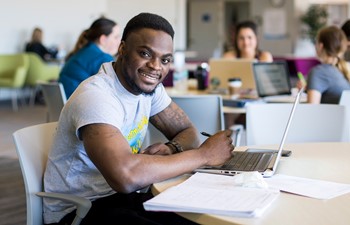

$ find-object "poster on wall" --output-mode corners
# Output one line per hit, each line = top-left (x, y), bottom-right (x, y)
(263, 8), (287, 39)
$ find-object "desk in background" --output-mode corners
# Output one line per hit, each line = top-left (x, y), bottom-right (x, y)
(165, 87), (247, 114)
(152, 142), (350, 225)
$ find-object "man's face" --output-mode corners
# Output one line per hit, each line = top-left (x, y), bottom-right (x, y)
(117, 28), (173, 95)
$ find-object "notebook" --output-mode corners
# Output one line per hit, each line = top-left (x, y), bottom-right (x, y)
(195, 88), (303, 178)
(252, 61), (293, 102)
(208, 58), (256, 91)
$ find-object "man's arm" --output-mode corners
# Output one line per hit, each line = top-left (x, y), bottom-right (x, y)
(146, 101), (201, 153)
(80, 122), (233, 194)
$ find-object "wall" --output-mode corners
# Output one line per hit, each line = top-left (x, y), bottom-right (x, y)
(0, 0), (186, 55)
(0, 0), (107, 54)
(105, 0), (186, 50)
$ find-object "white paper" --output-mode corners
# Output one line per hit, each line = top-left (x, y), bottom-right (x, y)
(265, 174), (350, 199)
(144, 173), (279, 217)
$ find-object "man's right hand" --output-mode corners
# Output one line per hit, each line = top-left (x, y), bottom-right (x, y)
(198, 129), (234, 167)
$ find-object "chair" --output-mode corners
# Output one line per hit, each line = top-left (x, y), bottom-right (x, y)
(143, 95), (243, 148)
(13, 122), (91, 225)
(0, 53), (29, 111)
(25, 53), (61, 106)
(37, 81), (67, 122)
(339, 90), (350, 106)
(246, 103), (350, 146)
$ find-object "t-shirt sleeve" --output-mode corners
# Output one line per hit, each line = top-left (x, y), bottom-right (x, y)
(150, 84), (171, 117)
(71, 88), (124, 138)
(307, 66), (329, 93)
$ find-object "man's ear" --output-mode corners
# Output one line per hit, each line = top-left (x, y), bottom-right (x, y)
(117, 41), (125, 56)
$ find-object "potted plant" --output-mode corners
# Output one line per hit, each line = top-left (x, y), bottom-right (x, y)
(300, 5), (328, 43)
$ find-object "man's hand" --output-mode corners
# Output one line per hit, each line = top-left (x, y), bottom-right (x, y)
(198, 129), (234, 167)
(141, 143), (173, 155)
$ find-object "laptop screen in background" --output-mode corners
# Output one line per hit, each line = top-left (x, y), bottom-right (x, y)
(252, 62), (292, 97)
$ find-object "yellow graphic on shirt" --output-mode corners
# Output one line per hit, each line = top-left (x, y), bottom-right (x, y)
(126, 116), (148, 154)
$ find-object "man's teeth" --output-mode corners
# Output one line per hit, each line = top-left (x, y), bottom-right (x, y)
(141, 72), (157, 80)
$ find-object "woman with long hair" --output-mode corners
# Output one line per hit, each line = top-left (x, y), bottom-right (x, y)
(305, 26), (350, 104)
(223, 20), (272, 62)
(59, 17), (121, 98)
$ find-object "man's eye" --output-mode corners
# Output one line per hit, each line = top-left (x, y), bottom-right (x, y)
(141, 51), (151, 58)
(162, 58), (171, 64)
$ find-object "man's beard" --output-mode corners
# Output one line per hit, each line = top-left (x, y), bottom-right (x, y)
(122, 69), (157, 96)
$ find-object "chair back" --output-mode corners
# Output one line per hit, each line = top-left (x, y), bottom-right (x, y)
(38, 81), (67, 122)
(246, 103), (350, 146)
(339, 90), (350, 106)
(0, 53), (29, 87)
(143, 95), (224, 147)
(25, 53), (60, 86)
(13, 122), (58, 225)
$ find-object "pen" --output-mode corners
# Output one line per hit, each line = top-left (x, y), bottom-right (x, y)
(297, 72), (306, 86)
(200, 131), (212, 137)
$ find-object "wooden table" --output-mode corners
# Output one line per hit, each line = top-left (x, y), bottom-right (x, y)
(152, 142), (350, 225)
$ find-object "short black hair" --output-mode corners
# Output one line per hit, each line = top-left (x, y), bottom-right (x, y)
(121, 12), (174, 41)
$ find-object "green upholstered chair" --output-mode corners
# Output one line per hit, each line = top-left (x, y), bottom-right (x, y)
(0, 53), (29, 111)
(25, 53), (61, 105)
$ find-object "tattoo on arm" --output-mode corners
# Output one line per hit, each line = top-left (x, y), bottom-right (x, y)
(150, 102), (192, 139)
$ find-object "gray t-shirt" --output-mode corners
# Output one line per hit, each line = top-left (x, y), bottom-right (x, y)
(43, 62), (171, 223)
(307, 64), (350, 104)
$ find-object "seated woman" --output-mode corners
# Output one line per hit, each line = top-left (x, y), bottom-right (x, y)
(223, 20), (273, 62)
(223, 21), (273, 129)
(59, 17), (121, 98)
(305, 26), (350, 104)
(25, 27), (58, 61)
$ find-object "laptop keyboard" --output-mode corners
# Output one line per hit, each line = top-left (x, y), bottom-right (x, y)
(223, 152), (273, 171)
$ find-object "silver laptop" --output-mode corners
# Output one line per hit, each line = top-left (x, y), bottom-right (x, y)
(252, 61), (293, 102)
(195, 88), (303, 177)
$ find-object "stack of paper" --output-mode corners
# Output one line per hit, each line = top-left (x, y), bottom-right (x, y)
(144, 173), (279, 217)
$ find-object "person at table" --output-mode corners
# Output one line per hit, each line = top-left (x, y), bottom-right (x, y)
(301, 26), (350, 104)
(59, 17), (121, 98)
(222, 20), (273, 62)
(25, 27), (58, 61)
(43, 12), (234, 225)
(341, 19), (350, 61)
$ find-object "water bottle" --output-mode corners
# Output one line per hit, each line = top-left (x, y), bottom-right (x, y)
(195, 63), (208, 90)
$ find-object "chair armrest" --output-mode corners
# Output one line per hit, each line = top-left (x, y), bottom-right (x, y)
(36, 191), (91, 225)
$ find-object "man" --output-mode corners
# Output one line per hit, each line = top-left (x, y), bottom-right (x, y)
(43, 12), (234, 225)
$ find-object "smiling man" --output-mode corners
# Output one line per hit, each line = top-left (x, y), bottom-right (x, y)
(43, 13), (234, 225)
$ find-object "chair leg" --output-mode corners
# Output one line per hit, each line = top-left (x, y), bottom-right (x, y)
(29, 86), (38, 107)
(11, 89), (18, 112)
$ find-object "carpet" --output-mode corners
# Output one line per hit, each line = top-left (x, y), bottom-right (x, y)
(0, 157), (26, 225)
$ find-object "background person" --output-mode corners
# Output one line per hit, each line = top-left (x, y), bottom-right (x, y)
(59, 17), (121, 98)
(25, 27), (58, 61)
(222, 20), (273, 128)
(303, 26), (350, 104)
(222, 20), (273, 62)
(43, 12), (234, 225)
(341, 19), (350, 61)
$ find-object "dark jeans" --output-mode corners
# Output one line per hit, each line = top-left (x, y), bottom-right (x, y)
(50, 191), (199, 225)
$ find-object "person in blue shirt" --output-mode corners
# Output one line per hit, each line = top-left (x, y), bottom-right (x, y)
(59, 17), (121, 98)
(306, 26), (350, 104)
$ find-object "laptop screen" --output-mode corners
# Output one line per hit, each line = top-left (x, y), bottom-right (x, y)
(252, 62), (291, 97)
